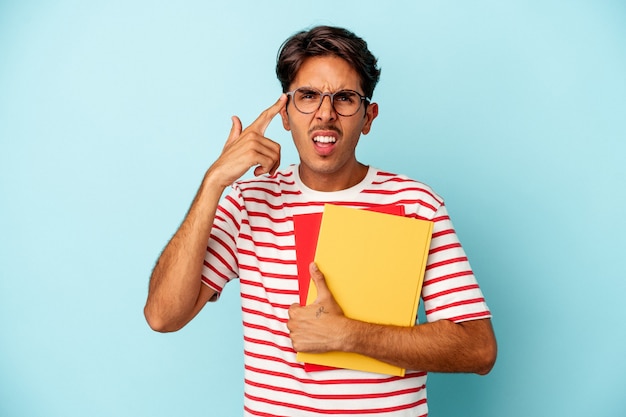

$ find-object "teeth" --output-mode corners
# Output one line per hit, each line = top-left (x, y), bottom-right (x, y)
(314, 136), (336, 143)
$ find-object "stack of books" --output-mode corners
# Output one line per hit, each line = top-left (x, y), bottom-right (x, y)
(293, 204), (433, 376)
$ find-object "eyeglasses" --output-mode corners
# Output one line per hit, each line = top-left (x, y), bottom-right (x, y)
(286, 87), (369, 117)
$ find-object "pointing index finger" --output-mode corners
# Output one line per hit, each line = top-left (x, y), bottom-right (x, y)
(250, 94), (288, 135)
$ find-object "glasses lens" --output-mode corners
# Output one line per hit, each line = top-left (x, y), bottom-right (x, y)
(333, 91), (360, 116)
(294, 89), (321, 113)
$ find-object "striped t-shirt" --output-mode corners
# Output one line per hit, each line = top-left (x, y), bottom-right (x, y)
(201, 164), (491, 417)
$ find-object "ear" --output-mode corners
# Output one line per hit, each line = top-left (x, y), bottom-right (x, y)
(361, 102), (378, 135)
(280, 106), (291, 131)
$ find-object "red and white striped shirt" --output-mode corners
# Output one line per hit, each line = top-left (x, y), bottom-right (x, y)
(201, 165), (491, 417)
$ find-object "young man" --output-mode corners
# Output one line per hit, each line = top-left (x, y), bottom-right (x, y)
(145, 26), (496, 416)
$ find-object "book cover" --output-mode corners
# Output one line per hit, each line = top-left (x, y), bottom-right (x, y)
(295, 204), (433, 376)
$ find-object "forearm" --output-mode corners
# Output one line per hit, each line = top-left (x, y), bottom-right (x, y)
(289, 265), (497, 375)
(339, 318), (496, 375)
(144, 171), (224, 332)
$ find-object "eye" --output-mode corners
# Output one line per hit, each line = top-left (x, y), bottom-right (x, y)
(297, 89), (320, 101)
(334, 91), (357, 103)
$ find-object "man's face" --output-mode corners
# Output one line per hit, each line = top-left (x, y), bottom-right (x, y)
(280, 55), (378, 191)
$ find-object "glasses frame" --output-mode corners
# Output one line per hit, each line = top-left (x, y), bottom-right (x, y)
(285, 87), (369, 117)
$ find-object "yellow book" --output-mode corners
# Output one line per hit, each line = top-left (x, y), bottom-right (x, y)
(296, 204), (433, 376)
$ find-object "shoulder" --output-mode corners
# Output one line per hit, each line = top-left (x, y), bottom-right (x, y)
(368, 168), (444, 210)
(233, 165), (298, 192)
(231, 165), (300, 200)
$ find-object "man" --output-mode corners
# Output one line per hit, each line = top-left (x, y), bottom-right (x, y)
(145, 26), (496, 416)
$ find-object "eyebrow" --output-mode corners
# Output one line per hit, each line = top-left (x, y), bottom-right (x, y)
(296, 87), (320, 92)
(294, 86), (362, 94)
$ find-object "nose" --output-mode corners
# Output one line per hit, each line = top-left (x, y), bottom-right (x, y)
(316, 93), (337, 121)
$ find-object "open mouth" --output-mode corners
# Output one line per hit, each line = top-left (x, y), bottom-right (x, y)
(312, 135), (337, 156)
(313, 135), (336, 144)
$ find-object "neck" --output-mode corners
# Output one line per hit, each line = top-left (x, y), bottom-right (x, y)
(299, 162), (368, 192)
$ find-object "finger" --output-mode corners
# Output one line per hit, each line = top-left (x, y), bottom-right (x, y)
(309, 262), (331, 302)
(268, 143), (280, 175)
(250, 141), (281, 176)
(287, 303), (297, 320)
(224, 116), (243, 149)
(268, 151), (281, 176)
(253, 160), (279, 177)
(249, 94), (287, 135)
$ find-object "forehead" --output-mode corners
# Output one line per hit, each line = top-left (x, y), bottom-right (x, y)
(291, 55), (362, 92)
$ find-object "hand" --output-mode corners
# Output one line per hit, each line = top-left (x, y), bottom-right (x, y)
(287, 262), (348, 353)
(208, 94), (287, 187)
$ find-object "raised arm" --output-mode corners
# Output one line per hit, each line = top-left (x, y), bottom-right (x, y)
(144, 95), (287, 332)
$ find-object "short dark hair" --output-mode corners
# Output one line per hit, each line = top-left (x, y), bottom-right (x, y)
(276, 26), (381, 99)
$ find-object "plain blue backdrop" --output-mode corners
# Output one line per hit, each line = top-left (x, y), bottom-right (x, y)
(1, 1), (625, 416)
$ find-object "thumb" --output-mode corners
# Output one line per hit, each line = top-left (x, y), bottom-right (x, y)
(310, 262), (331, 302)
(224, 115), (242, 149)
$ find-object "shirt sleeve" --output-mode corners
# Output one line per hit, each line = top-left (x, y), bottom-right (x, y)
(421, 203), (491, 323)
(200, 187), (243, 300)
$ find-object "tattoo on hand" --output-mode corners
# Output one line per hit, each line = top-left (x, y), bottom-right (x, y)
(315, 306), (328, 319)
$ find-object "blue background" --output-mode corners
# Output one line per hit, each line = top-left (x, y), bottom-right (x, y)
(1, 1), (625, 416)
